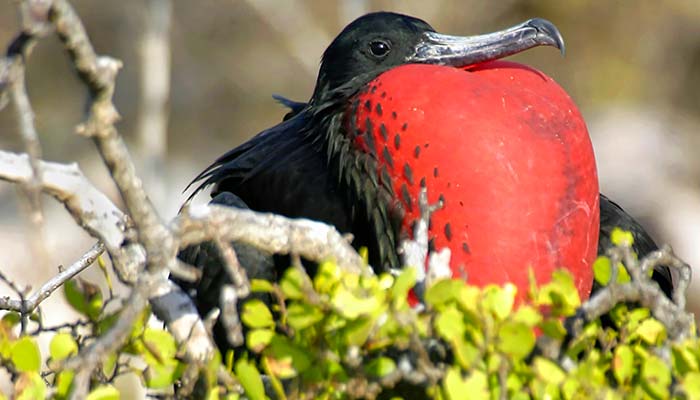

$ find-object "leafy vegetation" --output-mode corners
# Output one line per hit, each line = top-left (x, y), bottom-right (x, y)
(0, 233), (697, 399)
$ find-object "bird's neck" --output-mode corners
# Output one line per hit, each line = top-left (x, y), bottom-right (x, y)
(311, 96), (405, 271)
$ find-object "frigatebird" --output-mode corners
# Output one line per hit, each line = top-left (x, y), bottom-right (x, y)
(179, 13), (673, 343)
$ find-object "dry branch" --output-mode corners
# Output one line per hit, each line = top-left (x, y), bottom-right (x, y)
(0, 242), (104, 313)
(176, 203), (367, 275)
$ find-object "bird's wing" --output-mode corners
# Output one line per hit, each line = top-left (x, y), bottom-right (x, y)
(184, 107), (355, 231)
(598, 193), (674, 298)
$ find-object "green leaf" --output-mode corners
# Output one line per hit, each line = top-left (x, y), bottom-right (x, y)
(444, 367), (488, 400)
(533, 357), (566, 385)
(11, 336), (41, 372)
(682, 372), (700, 400)
(102, 352), (118, 378)
(539, 319), (567, 340)
(391, 267), (416, 306)
(332, 286), (380, 319)
(286, 303), (324, 331)
(64, 279), (88, 315)
(635, 319), (666, 345)
(250, 279), (275, 293)
(611, 227), (634, 247)
(435, 304), (465, 340)
(613, 345), (635, 385)
(141, 328), (183, 389)
(235, 359), (265, 400)
(537, 270), (580, 315)
(313, 261), (340, 294)
(673, 344), (700, 374)
(1, 312), (21, 327)
(64, 279), (103, 320)
(451, 336), (480, 369)
(86, 385), (120, 400)
(482, 284), (516, 321)
(343, 316), (374, 346)
(280, 267), (306, 300)
(512, 305), (542, 328)
(143, 328), (177, 362)
(266, 334), (311, 377)
(364, 356), (396, 377)
(247, 329), (274, 353)
(55, 370), (75, 398)
(241, 300), (275, 329)
(593, 256), (612, 286)
(642, 355), (671, 399)
(425, 279), (463, 308)
(14, 372), (46, 400)
(497, 321), (535, 360)
(50, 333), (78, 361)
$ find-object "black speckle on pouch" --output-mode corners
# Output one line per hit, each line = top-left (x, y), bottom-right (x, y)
(379, 124), (388, 141)
(382, 146), (394, 169)
(403, 163), (414, 185)
(401, 184), (413, 212)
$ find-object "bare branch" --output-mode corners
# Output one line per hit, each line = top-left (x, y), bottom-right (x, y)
(0, 150), (128, 252)
(398, 186), (449, 300)
(176, 203), (367, 275)
(573, 245), (694, 342)
(50, 0), (175, 273)
(0, 242), (104, 313)
(215, 238), (250, 297)
(149, 278), (213, 364)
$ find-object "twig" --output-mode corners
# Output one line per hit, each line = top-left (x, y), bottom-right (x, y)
(398, 186), (448, 300)
(220, 284), (244, 347)
(50, 0), (175, 274)
(0, 242), (104, 313)
(215, 238), (250, 298)
(573, 245), (694, 341)
(62, 279), (149, 400)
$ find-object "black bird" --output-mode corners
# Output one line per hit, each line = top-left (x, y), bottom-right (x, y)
(178, 12), (673, 349)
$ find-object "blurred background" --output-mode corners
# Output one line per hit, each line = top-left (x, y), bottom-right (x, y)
(0, 0), (699, 346)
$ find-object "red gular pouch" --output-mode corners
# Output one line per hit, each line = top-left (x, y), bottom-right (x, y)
(349, 60), (599, 306)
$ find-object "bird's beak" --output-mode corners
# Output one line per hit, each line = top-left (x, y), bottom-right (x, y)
(408, 18), (565, 67)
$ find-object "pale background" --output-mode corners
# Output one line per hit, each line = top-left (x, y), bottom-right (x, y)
(0, 0), (698, 347)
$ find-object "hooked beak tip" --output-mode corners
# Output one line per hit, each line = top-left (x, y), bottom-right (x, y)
(526, 18), (566, 56)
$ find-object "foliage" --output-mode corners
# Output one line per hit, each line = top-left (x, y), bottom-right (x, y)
(0, 240), (697, 399)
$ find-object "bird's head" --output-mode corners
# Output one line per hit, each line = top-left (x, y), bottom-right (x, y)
(311, 11), (564, 103)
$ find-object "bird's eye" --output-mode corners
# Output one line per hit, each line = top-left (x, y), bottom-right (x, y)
(368, 40), (391, 57)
